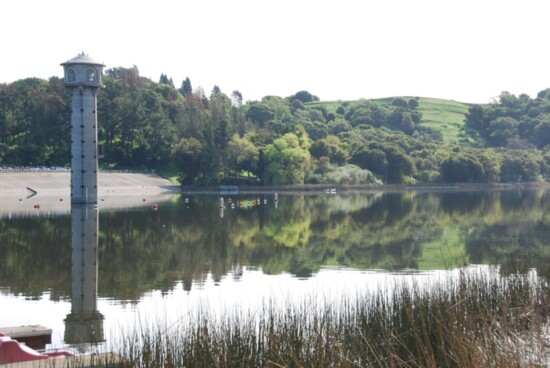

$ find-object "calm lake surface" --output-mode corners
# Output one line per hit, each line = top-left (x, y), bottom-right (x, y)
(1, 189), (550, 352)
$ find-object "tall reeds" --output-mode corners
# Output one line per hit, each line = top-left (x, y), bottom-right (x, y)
(106, 268), (549, 367)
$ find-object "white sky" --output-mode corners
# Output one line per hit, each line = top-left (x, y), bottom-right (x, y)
(1, 0), (549, 103)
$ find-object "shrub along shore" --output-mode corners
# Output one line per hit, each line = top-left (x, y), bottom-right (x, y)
(86, 268), (550, 367)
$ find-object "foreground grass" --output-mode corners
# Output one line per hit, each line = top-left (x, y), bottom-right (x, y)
(97, 268), (549, 367)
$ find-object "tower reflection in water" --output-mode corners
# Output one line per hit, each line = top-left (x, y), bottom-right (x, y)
(64, 205), (104, 348)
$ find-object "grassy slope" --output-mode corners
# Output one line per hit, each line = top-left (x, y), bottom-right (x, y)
(309, 97), (483, 145)
(414, 97), (479, 145)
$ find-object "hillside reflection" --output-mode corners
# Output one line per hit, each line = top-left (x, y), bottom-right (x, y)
(1, 190), (550, 302)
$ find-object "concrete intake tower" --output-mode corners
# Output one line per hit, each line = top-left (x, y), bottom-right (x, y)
(61, 53), (105, 204)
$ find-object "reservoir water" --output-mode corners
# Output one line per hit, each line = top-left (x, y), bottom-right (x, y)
(1, 189), (549, 352)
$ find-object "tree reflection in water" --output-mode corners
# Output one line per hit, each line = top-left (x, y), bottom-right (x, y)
(1, 190), (550, 303)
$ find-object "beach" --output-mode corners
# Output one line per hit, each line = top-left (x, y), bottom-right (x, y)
(0, 172), (179, 217)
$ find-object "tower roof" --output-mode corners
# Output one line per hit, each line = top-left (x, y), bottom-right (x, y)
(61, 52), (105, 67)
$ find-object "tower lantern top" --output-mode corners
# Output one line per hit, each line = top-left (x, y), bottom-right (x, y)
(61, 52), (105, 88)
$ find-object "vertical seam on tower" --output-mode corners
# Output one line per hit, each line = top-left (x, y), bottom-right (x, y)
(80, 88), (85, 200)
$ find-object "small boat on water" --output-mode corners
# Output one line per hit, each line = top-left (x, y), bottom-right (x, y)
(0, 334), (74, 364)
(0, 325), (120, 366)
(0, 325), (52, 350)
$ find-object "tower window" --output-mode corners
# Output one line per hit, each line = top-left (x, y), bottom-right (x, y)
(67, 68), (76, 83)
(86, 68), (97, 83)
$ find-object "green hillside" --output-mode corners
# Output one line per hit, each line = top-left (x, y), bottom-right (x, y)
(413, 98), (481, 145)
(308, 96), (481, 145)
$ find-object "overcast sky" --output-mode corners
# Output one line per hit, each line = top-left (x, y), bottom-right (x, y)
(2, 0), (549, 103)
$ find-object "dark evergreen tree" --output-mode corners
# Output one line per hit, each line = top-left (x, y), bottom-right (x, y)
(179, 77), (193, 96)
(159, 74), (174, 87)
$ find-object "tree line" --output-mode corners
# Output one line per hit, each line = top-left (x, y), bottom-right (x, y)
(1, 66), (550, 185)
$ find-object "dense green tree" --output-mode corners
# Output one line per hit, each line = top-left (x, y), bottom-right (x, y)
(391, 97), (408, 108)
(500, 151), (541, 182)
(478, 150), (501, 182)
(172, 137), (204, 184)
(112, 90), (146, 164)
(532, 115), (550, 148)
(289, 90), (318, 103)
(176, 91), (208, 139)
(310, 139), (331, 159)
(408, 98), (419, 109)
(440, 153), (484, 182)
(0, 78), (69, 165)
(199, 91), (234, 180)
(488, 116), (518, 146)
(395, 111), (416, 135)
(231, 102), (248, 137)
(256, 149), (267, 185)
(265, 133), (311, 184)
(309, 135), (347, 165)
(374, 143), (414, 183)
(303, 120), (328, 140)
(260, 96), (293, 124)
(98, 75), (123, 163)
(290, 99), (305, 113)
(348, 105), (380, 127)
(466, 104), (485, 130)
(0, 84), (12, 145)
(328, 117), (351, 135)
(245, 104), (275, 125)
(351, 148), (387, 178)
(227, 134), (259, 179)
(105, 65), (143, 88)
(210, 92), (232, 131)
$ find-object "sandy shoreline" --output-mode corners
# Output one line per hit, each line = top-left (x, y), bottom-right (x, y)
(0, 172), (178, 195)
(0, 172), (179, 217)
